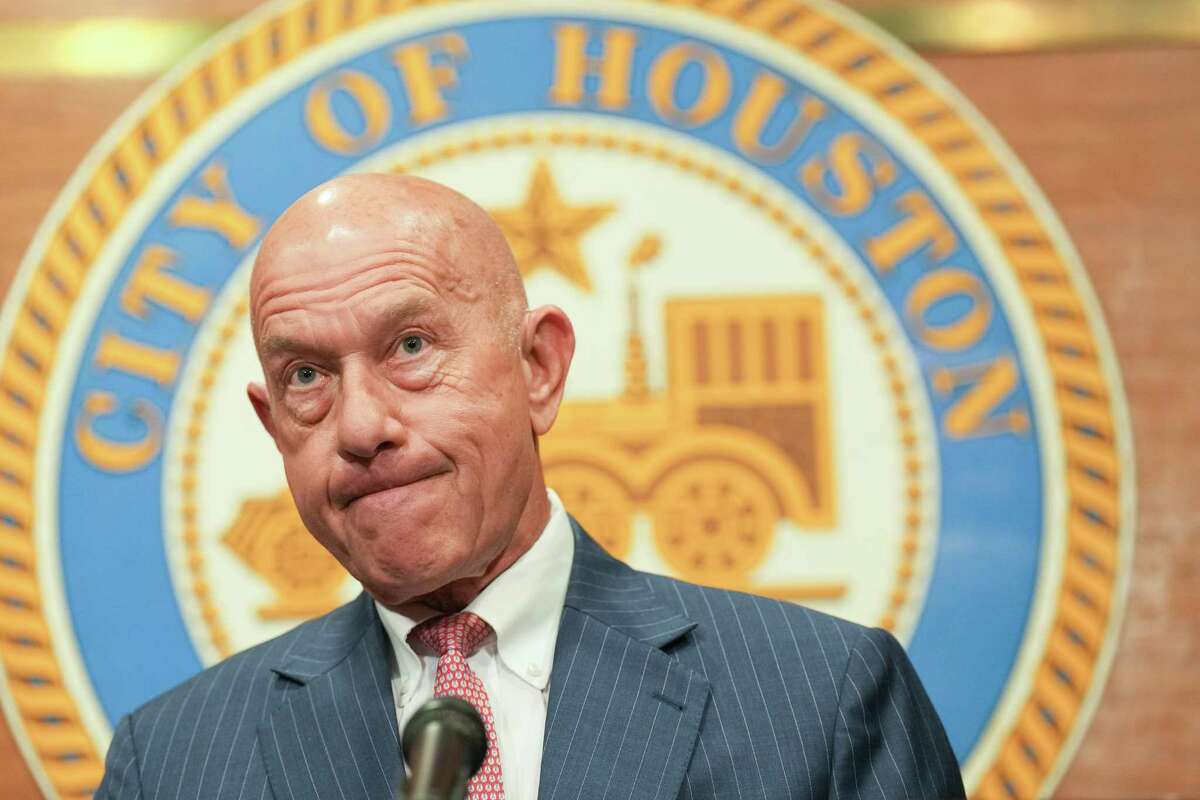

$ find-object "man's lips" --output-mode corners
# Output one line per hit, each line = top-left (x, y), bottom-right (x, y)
(336, 468), (450, 508)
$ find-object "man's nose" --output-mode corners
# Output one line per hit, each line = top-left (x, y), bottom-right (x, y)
(335, 364), (406, 460)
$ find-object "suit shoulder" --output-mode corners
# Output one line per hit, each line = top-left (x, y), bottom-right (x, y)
(124, 594), (369, 726)
(640, 569), (874, 663)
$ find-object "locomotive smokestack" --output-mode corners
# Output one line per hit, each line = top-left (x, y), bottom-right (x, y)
(623, 234), (661, 402)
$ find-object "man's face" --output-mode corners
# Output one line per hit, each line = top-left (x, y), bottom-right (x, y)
(249, 194), (541, 605)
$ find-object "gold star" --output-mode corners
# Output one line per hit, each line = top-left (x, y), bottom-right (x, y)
(490, 160), (614, 292)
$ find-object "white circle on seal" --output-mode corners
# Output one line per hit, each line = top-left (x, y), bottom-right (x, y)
(163, 116), (939, 664)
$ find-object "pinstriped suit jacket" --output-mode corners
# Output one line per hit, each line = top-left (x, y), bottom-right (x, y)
(97, 521), (964, 799)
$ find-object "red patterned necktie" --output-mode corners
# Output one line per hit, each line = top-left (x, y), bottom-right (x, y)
(409, 612), (505, 799)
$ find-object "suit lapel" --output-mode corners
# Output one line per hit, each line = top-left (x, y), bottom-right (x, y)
(257, 593), (402, 800)
(540, 522), (710, 800)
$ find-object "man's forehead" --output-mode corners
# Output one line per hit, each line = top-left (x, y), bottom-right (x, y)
(256, 210), (458, 282)
(248, 173), (522, 342)
(250, 219), (475, 332)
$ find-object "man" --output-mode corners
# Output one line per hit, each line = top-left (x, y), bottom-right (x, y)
(97, 174), (964, 799)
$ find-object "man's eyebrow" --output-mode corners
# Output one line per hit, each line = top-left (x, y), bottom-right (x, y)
(257, 296), (440, 361)
(259, 335), (317, 362)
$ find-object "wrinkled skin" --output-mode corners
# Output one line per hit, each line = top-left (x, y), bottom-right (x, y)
(247, 174), (575, 611)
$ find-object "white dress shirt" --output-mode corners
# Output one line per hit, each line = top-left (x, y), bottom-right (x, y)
(375, 490), (575, 800)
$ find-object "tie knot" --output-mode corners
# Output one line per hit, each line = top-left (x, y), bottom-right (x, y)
(409, 612), (492, 658)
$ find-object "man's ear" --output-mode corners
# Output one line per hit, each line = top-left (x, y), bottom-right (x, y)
(521, 305), (575, 436)
(246, 382), (278, 442)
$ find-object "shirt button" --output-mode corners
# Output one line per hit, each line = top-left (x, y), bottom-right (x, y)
(526, 664), (543, 679)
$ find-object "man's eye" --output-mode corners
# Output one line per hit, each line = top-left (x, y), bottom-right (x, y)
(399, 335), (425, 355)
(291, 366), (319, 386)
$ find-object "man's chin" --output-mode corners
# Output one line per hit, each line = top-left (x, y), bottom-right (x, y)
(350, 539), (481, 608)
(362, 570), (468, 611)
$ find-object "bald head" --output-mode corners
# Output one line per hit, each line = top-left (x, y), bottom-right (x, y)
(250, 173), (526, 345)
(243, 172), (576, 610)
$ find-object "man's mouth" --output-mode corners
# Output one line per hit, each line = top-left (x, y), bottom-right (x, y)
(344, 470), (449, 508)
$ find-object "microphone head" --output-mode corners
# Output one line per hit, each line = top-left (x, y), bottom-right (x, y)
(402, 696), (488, 793)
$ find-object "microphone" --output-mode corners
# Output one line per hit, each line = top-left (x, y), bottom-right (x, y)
(399, 696), (488, 800)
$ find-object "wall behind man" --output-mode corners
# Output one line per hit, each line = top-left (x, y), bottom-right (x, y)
(0, 1), (1195, 797)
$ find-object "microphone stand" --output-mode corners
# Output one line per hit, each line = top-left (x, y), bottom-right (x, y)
(398, 697), (488, 800)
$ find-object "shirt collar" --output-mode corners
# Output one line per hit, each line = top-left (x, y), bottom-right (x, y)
(375, 596), (436, 694)
(375, 490), (575, 692)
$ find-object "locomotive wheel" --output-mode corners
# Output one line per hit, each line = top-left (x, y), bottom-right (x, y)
(650, 458), (777, 586)
(545, 462), (636, 559)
